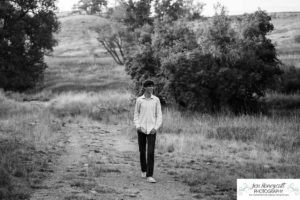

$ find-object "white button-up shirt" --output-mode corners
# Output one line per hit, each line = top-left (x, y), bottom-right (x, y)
(134, 94), (162, 134)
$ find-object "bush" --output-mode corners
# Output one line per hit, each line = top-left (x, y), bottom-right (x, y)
(266, 93), (300, 110)
(0, 167), (10, 188)
(294, 35), (300, 43)
(280, 65), (300, 94)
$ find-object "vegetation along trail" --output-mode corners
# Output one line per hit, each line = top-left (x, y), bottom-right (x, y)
(30, 119), (196, 200)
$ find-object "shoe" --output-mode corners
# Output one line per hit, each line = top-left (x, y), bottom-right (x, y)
(141, 172), (146, 178)
(146, 177), (156, 183)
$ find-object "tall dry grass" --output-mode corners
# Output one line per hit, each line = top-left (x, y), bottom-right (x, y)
(157, 108), (300, 163)
(154, 107), (300, 198)
(45, 89), (300, 165)
(48, 89), (300, 169)
(49, 90), (133, 124)
(0, 91), (62, 199)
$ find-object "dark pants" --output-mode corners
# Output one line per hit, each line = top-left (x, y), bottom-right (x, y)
(137, 130), (156, 177)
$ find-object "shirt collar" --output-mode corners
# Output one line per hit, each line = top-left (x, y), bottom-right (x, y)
(142, 94), (154, 99)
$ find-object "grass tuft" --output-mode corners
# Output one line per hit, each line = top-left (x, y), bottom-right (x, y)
(208, 126), (260, 142)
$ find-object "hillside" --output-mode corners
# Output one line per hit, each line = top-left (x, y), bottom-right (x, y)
(269, 12), (300, 54)
(52, 14), (108, 57)
(269, 12), (300, 68)
(44, 14), (130, 93)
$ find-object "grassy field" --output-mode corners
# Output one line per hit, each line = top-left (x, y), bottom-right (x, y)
(1, 12), (300, 199)
(0, 91), (65, 199)
(42, 14), (131, 93)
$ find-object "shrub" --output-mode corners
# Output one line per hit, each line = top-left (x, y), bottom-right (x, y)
(0, 167), (10, 188)
(280, 65), (300, 94)
(294, 35), (300, 43)
(266, 93), (300, 110)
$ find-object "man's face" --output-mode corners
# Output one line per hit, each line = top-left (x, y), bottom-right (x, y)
(144, 85), (154, 94)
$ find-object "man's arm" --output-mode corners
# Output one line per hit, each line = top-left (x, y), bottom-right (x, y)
(133, 98), (141, 129)
(154, 98), (162, 130)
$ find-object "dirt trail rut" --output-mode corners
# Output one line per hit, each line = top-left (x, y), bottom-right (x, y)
(30, 120), (196, 200)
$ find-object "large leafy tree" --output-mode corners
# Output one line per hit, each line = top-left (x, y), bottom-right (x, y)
(126, 8), (282, 114)
(0, 0), (60, 91)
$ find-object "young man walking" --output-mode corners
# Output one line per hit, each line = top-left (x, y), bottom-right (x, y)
(134, 80), (162, 183)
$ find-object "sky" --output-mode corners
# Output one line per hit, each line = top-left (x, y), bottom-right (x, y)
(57, 0), (300, 16)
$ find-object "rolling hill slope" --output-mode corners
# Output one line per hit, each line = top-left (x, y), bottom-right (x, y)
(44, 14), (130, 93)
(269, 12), (300, 68)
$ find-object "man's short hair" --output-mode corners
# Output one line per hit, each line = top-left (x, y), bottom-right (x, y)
(143, 80), (154, 87)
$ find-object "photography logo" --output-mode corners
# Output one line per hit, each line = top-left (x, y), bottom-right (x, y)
(237, 179), (300, 200)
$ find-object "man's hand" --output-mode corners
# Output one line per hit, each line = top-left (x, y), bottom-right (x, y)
(149, 128), (157, 135)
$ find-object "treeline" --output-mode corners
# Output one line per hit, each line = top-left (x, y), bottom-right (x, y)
(99, 0), (284, 114)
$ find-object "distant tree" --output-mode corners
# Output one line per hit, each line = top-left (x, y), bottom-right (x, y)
(78, 0), (108, 15)
(132, 0), (152, 27)
(183, 0), (205, 20)
(154, 0), (204, 21)
(0, 0), (60, 91)
(109, 1), (128, 22)
(295, 35), (300, 43)
(207, 4), (236, 55)
(154, 0), (185, 21)
(118, 0), (152, 30)
(97, 0), (152, 65)
(94, 22), (132, 65)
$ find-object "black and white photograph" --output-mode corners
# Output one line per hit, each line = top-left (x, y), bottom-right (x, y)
(0, 0), (300, 199)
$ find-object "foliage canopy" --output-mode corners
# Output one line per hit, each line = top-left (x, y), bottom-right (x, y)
(0, 0), (60, 91)
(125, 7), (282, 113)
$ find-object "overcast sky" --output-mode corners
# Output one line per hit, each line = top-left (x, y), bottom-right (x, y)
(57, 0), (300, 16)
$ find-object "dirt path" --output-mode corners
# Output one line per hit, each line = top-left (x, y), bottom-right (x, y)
(30, 119), (196, 200)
